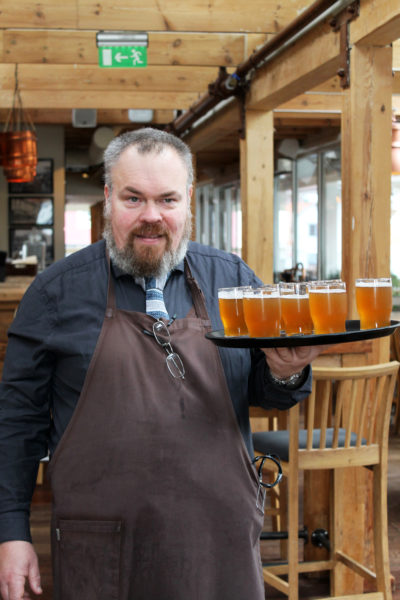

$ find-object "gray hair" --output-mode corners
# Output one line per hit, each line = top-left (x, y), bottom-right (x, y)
(103, 127), (194, 191)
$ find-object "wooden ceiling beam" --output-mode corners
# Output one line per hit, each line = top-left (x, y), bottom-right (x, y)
(0, 64), (218, 93)
(247, 21), (341, 111)
(278, 92), (342, 113)
(0, 108), (175, 125)
(350, 0), (400, 46)
(0, 90), (198, 110)
(184, 101), (242, 152)
(245, 2), (399, 115)
(0, 29), (269, 67)
(1, 0), (310, 33)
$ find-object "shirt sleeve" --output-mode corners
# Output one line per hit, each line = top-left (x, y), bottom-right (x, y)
(0, 280), (54, 543)
(248, 347), (312, 410)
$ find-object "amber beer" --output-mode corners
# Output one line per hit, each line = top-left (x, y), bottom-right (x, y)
(218, 287), (248, 336)
(243, 286), (281, 337)
(355, 278), (392, 329)
(308, 281), (347, 334)
(279, 282), (313, 335)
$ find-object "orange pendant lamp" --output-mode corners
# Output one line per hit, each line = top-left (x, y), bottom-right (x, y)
(0, 65), (37, 183)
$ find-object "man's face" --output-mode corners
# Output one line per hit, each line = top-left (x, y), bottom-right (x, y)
(104, 145), (192, 277)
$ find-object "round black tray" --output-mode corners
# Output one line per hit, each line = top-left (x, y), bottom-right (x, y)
(205, 320), (400, 348)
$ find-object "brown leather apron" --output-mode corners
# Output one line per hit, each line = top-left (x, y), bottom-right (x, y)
(48, 260), (265, 600)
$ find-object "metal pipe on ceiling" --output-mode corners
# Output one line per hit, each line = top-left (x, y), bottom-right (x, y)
(166, 0), (357, 137)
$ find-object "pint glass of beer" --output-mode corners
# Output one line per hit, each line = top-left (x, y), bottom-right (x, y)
(355, 278), (392, 329)
(218, 286), (249, 336)
(308, 280), (347, 334)
(243, 285), (281, 337)
(279, 282), (313, 335)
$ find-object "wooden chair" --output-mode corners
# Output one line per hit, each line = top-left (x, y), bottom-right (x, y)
(253, 361), (399, 600)
(390, 329), (400, 434)
(250, 407), (287, 538)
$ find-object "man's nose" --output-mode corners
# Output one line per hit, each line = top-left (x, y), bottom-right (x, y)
(139, 201), (162, 221)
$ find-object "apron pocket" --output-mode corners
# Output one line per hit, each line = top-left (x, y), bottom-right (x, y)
(54, 519), (122, 600)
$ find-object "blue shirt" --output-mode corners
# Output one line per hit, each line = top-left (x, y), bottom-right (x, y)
(0, 240), (311, 542)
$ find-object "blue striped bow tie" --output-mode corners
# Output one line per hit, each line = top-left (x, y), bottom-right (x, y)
(144, 277), (169, 320)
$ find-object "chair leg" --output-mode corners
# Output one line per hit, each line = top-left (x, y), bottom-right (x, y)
(372, 464), (393, 600)
(287, 466), (299, 600)
(279, 477), (288, 560)
(330, 468), (342, 597)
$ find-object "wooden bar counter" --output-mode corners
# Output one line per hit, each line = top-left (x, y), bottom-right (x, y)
(0, 276), (34, 377)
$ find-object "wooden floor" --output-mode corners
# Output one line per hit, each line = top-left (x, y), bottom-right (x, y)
(31, 431), (400, 599)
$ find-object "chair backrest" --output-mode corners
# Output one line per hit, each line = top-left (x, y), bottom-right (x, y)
(249, 406), (285, 433)
(390, 328), (400, 362)
(292, 361), (399, 469)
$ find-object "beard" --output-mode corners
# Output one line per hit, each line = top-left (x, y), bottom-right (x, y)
(103, 213), (192, 279)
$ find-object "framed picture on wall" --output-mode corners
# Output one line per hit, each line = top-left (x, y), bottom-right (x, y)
(9, 197), (54, 226)
(8, 159), (54, 195)
(9, 227), (54, 264)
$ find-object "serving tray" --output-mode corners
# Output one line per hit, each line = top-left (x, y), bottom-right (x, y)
(205, 320), (400, 348)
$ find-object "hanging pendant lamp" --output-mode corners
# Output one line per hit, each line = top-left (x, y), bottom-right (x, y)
(0, 65), (37, 183)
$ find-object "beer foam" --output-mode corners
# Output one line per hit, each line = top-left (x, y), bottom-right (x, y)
(309, 288), (346, 293)
(356, 280), (391, 287)
(218, 289), (241, 299)
(281, 294), (308, 299)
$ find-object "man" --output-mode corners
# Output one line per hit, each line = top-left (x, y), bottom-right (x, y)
(0, 128), (325, 600)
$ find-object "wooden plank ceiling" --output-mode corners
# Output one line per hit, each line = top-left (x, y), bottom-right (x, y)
(0, 0), (398, 173)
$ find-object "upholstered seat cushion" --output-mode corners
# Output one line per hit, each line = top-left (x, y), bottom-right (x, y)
(252, 429), (366, 462)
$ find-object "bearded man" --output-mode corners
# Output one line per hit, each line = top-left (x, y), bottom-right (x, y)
(0, 128), (324, 600)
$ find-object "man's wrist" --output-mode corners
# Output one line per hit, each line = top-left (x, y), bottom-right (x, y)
(268, 369), (305, 388)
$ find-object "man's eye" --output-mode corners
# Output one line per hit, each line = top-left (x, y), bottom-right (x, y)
(127, 196), (140, 203)
(163, 197), (176, 204)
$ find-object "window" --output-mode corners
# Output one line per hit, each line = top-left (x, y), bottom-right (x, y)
(274, 146), (341, 281)
(391, 174), (400, 311)
(195, 182), (242, 256)
(64, 202), (92, 256)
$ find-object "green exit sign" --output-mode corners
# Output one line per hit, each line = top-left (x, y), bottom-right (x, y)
(98, 46), (147, 68)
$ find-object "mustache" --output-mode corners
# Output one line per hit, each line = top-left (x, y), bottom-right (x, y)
(128, 223), (169, 240)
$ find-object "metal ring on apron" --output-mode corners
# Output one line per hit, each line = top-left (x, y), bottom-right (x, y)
(252, 454), (283, 488)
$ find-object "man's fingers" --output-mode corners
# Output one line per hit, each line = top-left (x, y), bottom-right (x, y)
(27, 562), (42, 596)
(0, 581), (9, 600)
(7, 575), (26, 600)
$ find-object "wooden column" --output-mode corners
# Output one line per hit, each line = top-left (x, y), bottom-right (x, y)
(341, 44), (393, 364)
(240, 109), (274, 282)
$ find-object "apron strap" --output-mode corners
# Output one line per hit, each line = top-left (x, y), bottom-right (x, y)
(105, 250), (117, 317)
(184, 258), (209, 321)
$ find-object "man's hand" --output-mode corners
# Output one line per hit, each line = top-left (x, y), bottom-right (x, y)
(0, 541), (42, 600)
(262, 344), (331, 379)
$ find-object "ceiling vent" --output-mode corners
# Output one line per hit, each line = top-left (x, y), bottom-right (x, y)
(72, 109), (97, 128)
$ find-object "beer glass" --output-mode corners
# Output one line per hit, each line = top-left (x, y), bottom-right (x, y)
(308, 280), (347, 334)
(218, 286), (249, 336)
(279, 282), (313, 335)
(355, 278), (392, 329)
(243, 285), (281, 337)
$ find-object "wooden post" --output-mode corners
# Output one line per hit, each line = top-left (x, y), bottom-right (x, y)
(341, 44), (393, 364)
(240, 109), (274, 282)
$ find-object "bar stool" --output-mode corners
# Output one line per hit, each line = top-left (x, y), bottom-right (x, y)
(253, 361), (399, 600)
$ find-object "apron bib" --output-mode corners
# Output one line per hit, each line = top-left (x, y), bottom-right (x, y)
(48, 260), (265, 600)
